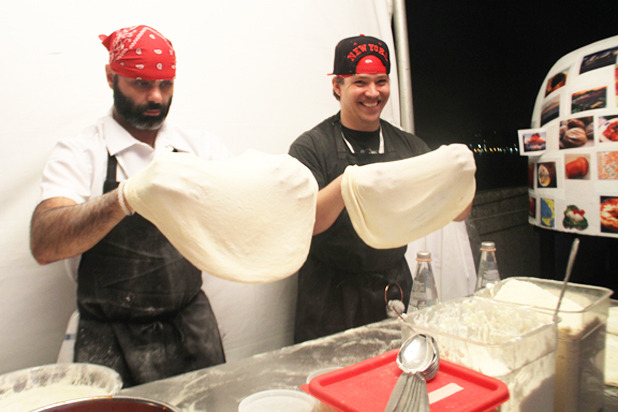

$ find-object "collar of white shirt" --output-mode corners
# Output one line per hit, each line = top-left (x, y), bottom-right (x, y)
(103, 111), (193, 157)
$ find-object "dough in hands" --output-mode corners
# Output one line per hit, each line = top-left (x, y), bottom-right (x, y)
(341, 144), (476, 249)
(123, 150), (318, 283)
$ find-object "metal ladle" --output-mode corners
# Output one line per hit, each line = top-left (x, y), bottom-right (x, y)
(384, 333), (439, 412)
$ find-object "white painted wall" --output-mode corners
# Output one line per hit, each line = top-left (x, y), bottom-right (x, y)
(0, 0), (402, 373)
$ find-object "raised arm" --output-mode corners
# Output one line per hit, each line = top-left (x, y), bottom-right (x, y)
(30, 188), (129, 265)
(313, 174), (345, 235)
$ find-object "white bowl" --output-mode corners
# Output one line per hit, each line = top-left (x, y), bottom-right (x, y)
(0, 363), (122, 412)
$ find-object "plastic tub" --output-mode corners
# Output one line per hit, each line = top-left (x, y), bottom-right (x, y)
(0, 363), (122, 412)
(404, 296), (557, 412)
(239, 389), (317, 412)
(475, 277), (612, 412)
(306, 368), (340, 412)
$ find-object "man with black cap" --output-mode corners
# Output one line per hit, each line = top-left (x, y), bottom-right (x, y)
(289, 35), (469, 343)
(29, 25), (226, 386)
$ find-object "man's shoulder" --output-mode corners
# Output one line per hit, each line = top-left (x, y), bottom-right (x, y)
(291, 114), (339, 146)
(55, 116), (107, 151)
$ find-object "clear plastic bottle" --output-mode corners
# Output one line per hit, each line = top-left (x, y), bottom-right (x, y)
(408, 251), (439, 311)
(475, 241), (501, 291)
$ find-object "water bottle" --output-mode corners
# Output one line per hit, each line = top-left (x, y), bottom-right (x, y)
(475, 241), (501, 291)
(408, 251), (439, 311)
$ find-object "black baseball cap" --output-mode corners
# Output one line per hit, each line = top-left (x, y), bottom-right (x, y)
(330, 34), (390, 76)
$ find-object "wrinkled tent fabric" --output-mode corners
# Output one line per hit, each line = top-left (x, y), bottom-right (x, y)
(123, 150), (318, 283)
(341, 144), (476, 249)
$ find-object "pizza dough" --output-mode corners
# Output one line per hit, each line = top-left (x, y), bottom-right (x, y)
(341, 144), (476, 249)
(123, 150), (318, 283)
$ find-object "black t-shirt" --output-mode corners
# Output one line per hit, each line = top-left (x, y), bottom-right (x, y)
(340, 125), (380, 154)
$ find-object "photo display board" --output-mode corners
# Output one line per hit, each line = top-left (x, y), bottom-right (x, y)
(523, 36), (618, 238)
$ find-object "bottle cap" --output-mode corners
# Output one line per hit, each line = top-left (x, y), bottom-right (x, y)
(480, 241), (496, 251)
(416, 251), (432, 261)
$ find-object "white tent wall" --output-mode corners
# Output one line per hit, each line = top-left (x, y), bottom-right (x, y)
(0, 0), (402, 373)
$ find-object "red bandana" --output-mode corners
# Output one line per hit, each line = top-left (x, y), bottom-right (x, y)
(100, 25), (176, 81)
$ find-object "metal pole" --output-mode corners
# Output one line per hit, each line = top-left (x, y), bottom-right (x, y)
(392, 0), (415, 134)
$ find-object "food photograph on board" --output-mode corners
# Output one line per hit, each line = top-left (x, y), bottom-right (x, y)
(600, 196), (618, 234)
(599, 115), (618, 143)
(559, 116), (594, 149)
(565, 154), (591, 179)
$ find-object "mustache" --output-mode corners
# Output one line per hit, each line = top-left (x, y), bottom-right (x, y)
(142, 102), (164, 111)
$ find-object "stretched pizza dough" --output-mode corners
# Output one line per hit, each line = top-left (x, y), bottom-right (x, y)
(123, 150), (318, 283)
(341, 144), (476, 249)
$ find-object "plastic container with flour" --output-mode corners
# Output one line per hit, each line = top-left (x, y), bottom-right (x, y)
(404, 296), (558, 412)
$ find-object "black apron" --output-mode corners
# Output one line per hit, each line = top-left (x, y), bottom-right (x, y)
(74, 154), (225, 387)
(294, 126), (412, 343)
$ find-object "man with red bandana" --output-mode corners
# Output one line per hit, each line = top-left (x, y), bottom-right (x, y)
(289, 35), (468, 342)
(30, 25), (227, 385)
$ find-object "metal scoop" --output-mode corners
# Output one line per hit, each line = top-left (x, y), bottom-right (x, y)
(384, 333), (439, 412)
(553, 237), (580, 323)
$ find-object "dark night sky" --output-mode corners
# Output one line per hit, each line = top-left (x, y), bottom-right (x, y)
(406, 1), (618, 149)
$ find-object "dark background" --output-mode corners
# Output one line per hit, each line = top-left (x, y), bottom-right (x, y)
(405, 1), (618, 190)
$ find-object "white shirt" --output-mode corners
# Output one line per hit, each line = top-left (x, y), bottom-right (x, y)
(41, 111), (232, 204)
(40, 111), (233, 279)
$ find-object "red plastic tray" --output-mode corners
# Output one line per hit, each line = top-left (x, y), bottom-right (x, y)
(301, 349), (509, 412)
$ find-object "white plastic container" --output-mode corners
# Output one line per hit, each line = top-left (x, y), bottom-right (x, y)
(404, 296), (557, 412)
(0, 363), (122, 412)
(305, 368), (339, 412)
(238, 389), (317, 412)
(475, 277), (612, 412)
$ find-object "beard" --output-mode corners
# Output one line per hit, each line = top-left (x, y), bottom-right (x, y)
(113, 77), (172, 131)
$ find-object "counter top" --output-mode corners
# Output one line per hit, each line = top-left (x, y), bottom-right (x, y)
(121, 318), (402, 411)
(122, 316), (618, 412)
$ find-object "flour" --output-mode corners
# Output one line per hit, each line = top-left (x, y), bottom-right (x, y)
(606, 307), (618, 387)
(491, 278), (583, 311)
(606, 332), (618, 386)
(491, 278), (587, 334)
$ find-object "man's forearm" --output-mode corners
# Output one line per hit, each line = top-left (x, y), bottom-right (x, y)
(30, 189), (127, 264)
(313, 175), (345, 235)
